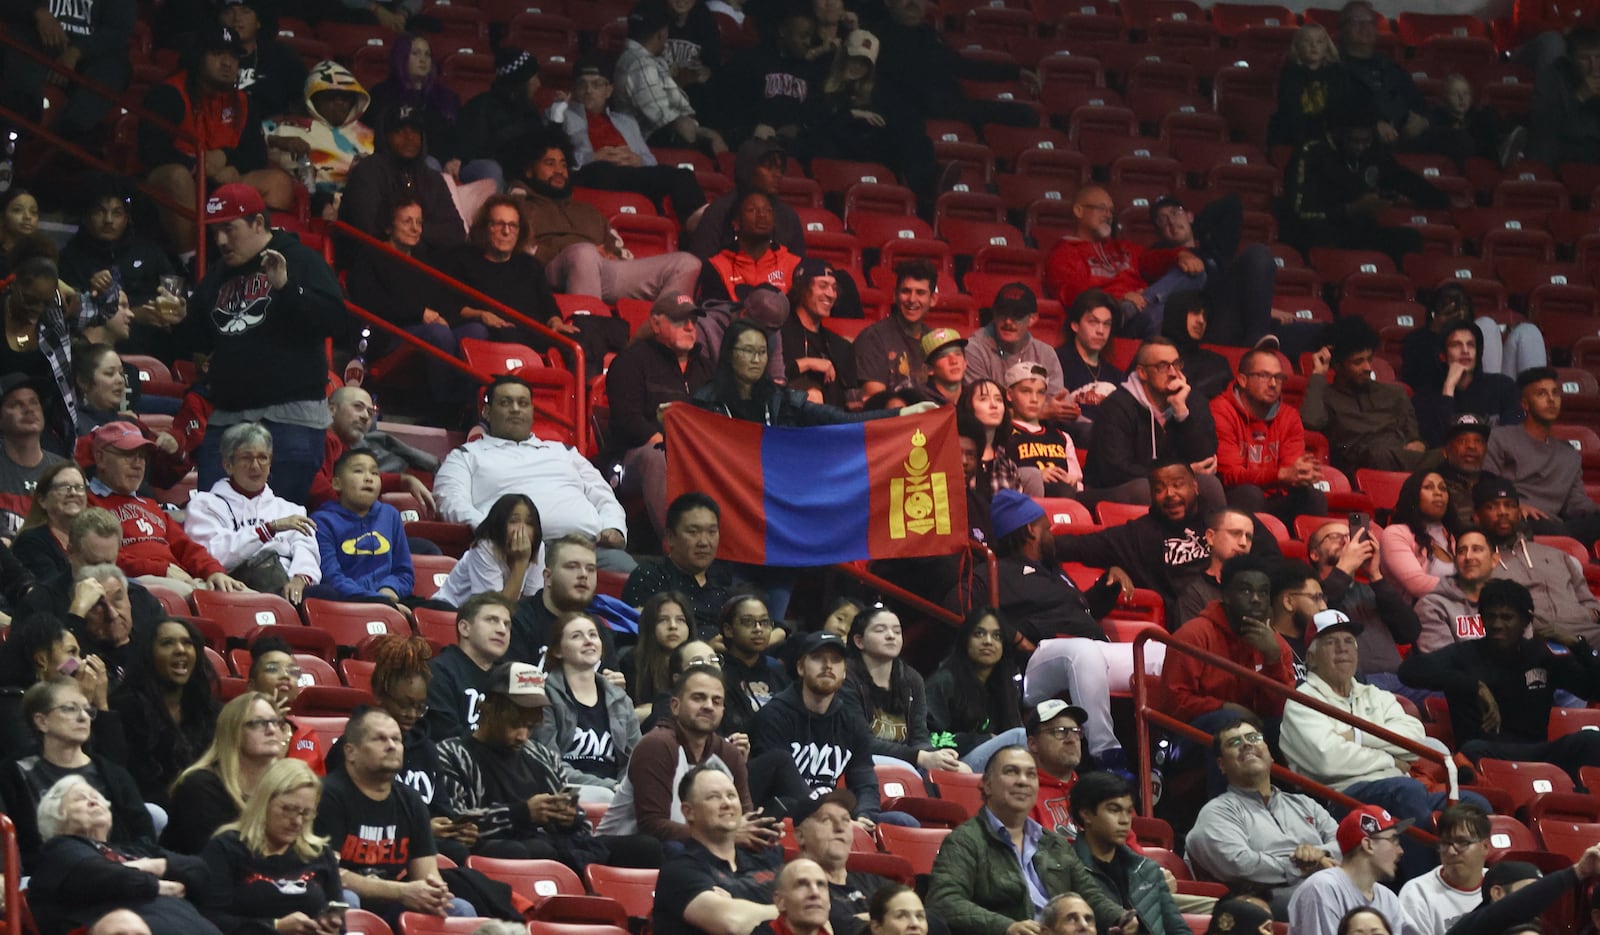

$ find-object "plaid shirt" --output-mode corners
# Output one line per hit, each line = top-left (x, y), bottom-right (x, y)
(614, 39), (694, 134)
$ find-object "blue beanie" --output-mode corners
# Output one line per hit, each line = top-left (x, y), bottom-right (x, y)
(990, 489), (1045, 540)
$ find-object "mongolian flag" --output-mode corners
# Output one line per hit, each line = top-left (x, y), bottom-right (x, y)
(663, 405), (969, 566)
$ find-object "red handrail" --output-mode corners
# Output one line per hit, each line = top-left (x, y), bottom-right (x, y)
(329, 220), (588, 453)
(1, 813), (18, 935)
(1132, 629), (1443, 847)
(0, 24), (208, 275)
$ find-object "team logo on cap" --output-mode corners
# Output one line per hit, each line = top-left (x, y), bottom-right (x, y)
(515, 666), (546, 691)
(206, 197), (225, 216)
(1360, 811), (1389, 835)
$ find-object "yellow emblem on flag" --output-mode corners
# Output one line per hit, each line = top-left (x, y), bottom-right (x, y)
(889, 428), (951, 539)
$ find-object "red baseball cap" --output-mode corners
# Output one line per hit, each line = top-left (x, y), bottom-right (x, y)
(204, 183), (267, 224)
(1336, 805), (1414, 854)
(91, 421), (155, 457)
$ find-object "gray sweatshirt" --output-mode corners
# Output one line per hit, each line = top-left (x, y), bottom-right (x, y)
(1484, 424), (1599, 519)
(1186, 785), (1340, 906)
(1492, 535), (1600, 643)
(1414, 576), (1483, 653)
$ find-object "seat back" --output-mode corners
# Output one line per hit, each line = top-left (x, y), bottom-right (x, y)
(1476, 758), (1576, 811)
(874, 824), (950, 876)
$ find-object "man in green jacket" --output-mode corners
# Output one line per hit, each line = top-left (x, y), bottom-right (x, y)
(928, 746), (1134, 935)
(1069, 772), (1192, 935)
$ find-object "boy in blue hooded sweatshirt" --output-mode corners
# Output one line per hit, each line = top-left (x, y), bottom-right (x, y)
(310, 448), (414, 604)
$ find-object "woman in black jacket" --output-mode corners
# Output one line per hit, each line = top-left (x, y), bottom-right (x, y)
(26, 774), (217, 935)
(843, 606), (965, 774)
(161, 692), (289, 854)
(109, 618), (220, 807)
(200, 758), (344, 935)
(924, 607), (1024, 771)
(0, 615), (116, 763)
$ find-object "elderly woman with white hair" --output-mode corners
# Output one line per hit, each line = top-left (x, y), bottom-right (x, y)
(185, 422), (322, 604)
(25, 774), (218, 935)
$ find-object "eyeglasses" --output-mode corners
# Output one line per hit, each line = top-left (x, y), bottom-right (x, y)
(1287, 591), (1328, 604)
(244, 717), (291, 733)
(1140, 359), (1185, 373)
(49, 482), (88, 494)
(231, 453), (271, 466)
(685, 654), (722, 668)
(50, 703), (97, 719)
(1439, 837), (1483, 851)
(391, 700), (429, 716)
(731, 345), (769, 359)
(274, 802), (316, 820)
(735, 616), (774, 630)
(1222, 731), (1265, 749)
(487, 220), (520, 230)
(259, 663), (304, 678)
(1242, 372), (1287, 384)
(1041, 726), (1084, 739)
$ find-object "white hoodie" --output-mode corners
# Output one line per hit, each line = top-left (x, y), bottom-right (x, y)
(185, 479), (322, 583)
(1280, 671), (1426, 792)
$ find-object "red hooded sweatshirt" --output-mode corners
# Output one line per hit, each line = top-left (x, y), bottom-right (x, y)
(1210, 385), (1309, 491)
(1045, 235), (1147, 304)
(1160, 601), (1295, 722)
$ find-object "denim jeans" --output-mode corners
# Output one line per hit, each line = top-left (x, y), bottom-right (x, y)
(197, 418), (326, 506)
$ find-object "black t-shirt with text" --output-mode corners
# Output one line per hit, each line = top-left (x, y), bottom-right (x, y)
(314, 770), (437, 883)
(564, 695), (619, 780)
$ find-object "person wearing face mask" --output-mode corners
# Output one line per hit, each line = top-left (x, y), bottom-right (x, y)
(1415, 528), (1495, 652)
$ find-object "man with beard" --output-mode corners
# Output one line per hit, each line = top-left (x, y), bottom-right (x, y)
(511, 534), (624, 678)
(753, 632), (882, 828)
(56, 177), (177, 358)
(1486, 367), (1600, 546)
(1266, 561), (1323, 682)
(1288, 806), (1411, 935)
(512, 135), (700, 304)
(1162, 555), (1294, 728)
(1472, 476), (1600, 644)
(1415, 528), (1496, 652)
(1399, 579), (1600, 781)
(1212, 348), (1326, 526)
(780, 260), (857, 409)
(622, 493), (734, 633)
(1306, 520), (1420, 687)
(1436, 414), (1497, 531)
(182, 183), (346, 506)
(340, 112), (465, 252)
(1302, 317), (1437, 474)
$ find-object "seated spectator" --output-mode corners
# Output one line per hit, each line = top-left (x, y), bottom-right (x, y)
(1336, 1), (1430, 143)
(366, 35), (495, 186)
(161, 691), (290, 854)
(926, 746), (1127, 935)
(436, 376), (635, 572)
(1162, 556), (1294, 731)
(712, 594), (787, 738)
(187, 183), (347, 507)
(263, 60), (375, 194)
(965, 283), (1068, 402)
(1270, 24), (1356, 147)
(614, 3), (728, 153)
(540, 613), (641, 796)
(242, 640), (326, 773)
(1419, 74), (1513, 168)
(26, 775), (216, 935)
(0, 189), (41, 275)
(0, 613), (107, 756)
(1068, 772), (1190, 935)
(2, 251), (86, 453)
(443, 196), (568, 351)
(1435, 414), (1494, 531)
(0, 677), (152, 860)
(197, 757), (344, 935)
(434, 661), (661, 867)
(1527, 27), (1600, 166)
(1379, 469), (1457, 603)
(664, 0), (724, 112)
(1084, 340), (1225, 510)
(437, 496), (543, 609)
(1006, 362), (1081, 497)
(1040, 893), (1101, 935)
(1411, 321), (1522, 448)
(308, 386), (437, 515)
(1177, 508), (1261, 623)
(505, 534), (619, 669)
(650, 764), (784, 935)
(1287, 806), (1411, 935)
(1159, 290), (1234, 400)
(111, 618), (219, 807)
(701, 191), (802, 301)
(338, 112), (466, 253)
(1402, 284), (1545, 388)
(925, 608), (1024, 768)
(425, 593), (513, 741)
(1415, 527), (1494, 652)
(688, 140), (806, 260)
(88, 423), (242, 595)
(1047, 187), (1203, 338)
(0, 0), (130, 146)
(1474, 476), (1600, 643)
(55, 178), (178, 359)
(1054, 289), (1124, 443)
(1397, 804), (1491, 935)
(845, 607), (962, 773)
(140, 28), (294, 257)
(1446, 853), (1600, 935)
(622, 492), (733, 632)
(923, 328), (969, 407)
(619, 592), (694, 717)
(456, 49), (544, 183)
(1024, 697), (1087, 836)
(1282, 609), (1488, 880)
(218, 0), (306, 124)
(957, 379), (1032, 498)
(1148, 195), (1290, 351)
(1486, 367), (1600, 545)
(1280, 103), (1448, 265)
(874, 0), (1040, 129)
(315, 709), (476, 926)
(510, 133), (701, 304)
(1213, 348), (1327, 524)
(309, 448), (414, 606)
(1303, 318), (1438, 473)
(554, 54), (707, 222)
(185, 423), (320, 603)
(1267, 561), (1322, 681)
(855, 261), (936, 397)
(745, 14), (828, 153)
(71, 344), (136, 434)
(1399, 579), (1600, 781)
(780, 260), (857, 408)
(1186, 716), (1340, 916)
(791, 791), (902, 935)
(0, 375), (69, 539)
(1307, 520), (1421, 688)
(345, 197), (472, 423)
(596, 663), (764, 841)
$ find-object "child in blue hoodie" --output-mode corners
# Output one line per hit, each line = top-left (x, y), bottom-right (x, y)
(310, 448), (414, 604)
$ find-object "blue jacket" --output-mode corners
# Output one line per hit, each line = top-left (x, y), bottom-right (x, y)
(312, 501), (414, 599)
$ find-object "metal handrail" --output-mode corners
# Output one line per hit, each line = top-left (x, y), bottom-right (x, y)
(833, 541), (1001, 629)
(1, 813), (17, 935)
(1132, 628), (1443, 847)
(0, 24), (209, 275)
(344, 298), (492, 383)
(329, 220), (588, 453)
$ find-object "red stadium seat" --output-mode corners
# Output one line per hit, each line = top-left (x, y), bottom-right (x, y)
(191, 590), (302, 644)
(874, 825), (949, 876)
(410, 555), (456, 600)
(301, 599), (413, 649)
(345, 908), (393, 935)
(1531, 819), (1600, 861)
(398, 915), (492, 935)
(1476, 758), (1576, 814)
(584, 865), (659, 920)
(1096, 502), (1149, 526)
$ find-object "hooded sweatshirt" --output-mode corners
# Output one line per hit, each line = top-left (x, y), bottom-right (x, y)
(1211, 385), (1308, 491)
(1159, 305), (1232, 401)
(1046, 235), (1147, 306)
(263, 60), (374, 193)
(752, 683), (881, 820)
(1055, 509), (1213, 628)
(337, 118), (464, 253)
(57, 227), (175, 309)
(1413, 575), (1485, 653)
(309, 499), (414, 599)
(1491, 534), (1600, 643)
(686, 139), (806, 259)
(1083, 374), (1217, 490)
(88, 478), (227, 579)
(1161, 602), (1296, 721)
(183, 478), (322, 583)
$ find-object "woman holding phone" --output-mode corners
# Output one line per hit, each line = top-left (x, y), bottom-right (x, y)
(200, 758), (344, 935)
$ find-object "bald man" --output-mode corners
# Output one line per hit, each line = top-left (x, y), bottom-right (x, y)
(756, 859), (833, 935)
(1045, 186), (1205, 340)
(308, 385), (437, 514)
(88, 910), (153, 935)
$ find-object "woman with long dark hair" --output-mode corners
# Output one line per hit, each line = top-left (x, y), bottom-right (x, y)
(0, 613), (111, 757)
(1379, 468), (1456, 601)
(956, 379), (1031, 498)
(110, 617), (220, 806)
(436, 493), (544, 606)
(844, 606), (966, 773)
(620, 591), (693, 720)
(925, 607), (1024, 770)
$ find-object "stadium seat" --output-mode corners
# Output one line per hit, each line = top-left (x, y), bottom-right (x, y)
(610, 214), (678, 258)
(874, 825), (949, 876)
(934, 191), (1007, 232)
(1484, 813), (1545, 861)
(1531, 819), (1600, 861)
(584, 865), (659, 920)
(1015, 148), (1092, 185)
(813, 159), (898, 194)
(460, 338), (543, 375)
(411, 555), (456, 600)
(1475, 758), (1577, 814)
(248, 624), (338, 664)
(1212, 2), (1295, 34)
(338, 658), (376, 693)
(1353, 469), (1410, 513)
(1096, 502), (1148, 526)
(505, 12), (578, 55)
(191, 590), (302, 643)
(942, 219), (1029, 259)
(301, 599), (413, 649)
(399, 916), (495, 935)
(878, 239), (954, 278)
(1038, 496), (1095, 534)
(926, 768), (984, 818)
(850, 214), (934, 250)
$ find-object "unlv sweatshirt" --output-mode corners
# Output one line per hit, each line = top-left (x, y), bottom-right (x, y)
(753, 684), (881, 821)
(89, 479), (226, 579)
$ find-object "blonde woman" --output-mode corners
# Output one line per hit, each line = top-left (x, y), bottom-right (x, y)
(162, 692), (288, 854)
(200, 759), (343, 935)
(1270, 23), (1354, 145)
